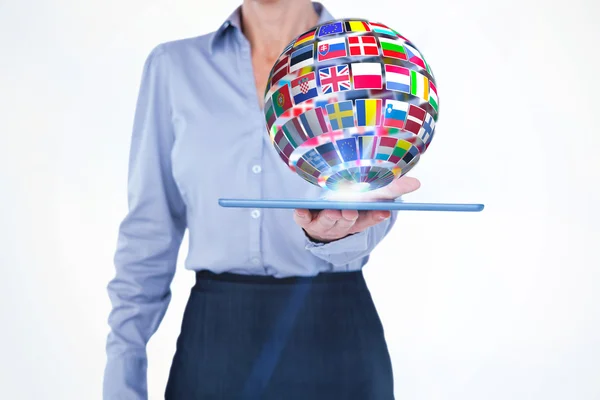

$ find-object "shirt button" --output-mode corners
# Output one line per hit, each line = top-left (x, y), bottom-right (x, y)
(251, 257), (260, 265)
(251, 209), (261, 219)
(252, 165), (262, 174)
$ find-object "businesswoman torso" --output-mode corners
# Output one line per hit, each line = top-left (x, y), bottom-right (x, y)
(103, 1), (406, 399)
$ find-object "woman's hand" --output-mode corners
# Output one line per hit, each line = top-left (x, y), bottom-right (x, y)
(293, 176), (421, 243)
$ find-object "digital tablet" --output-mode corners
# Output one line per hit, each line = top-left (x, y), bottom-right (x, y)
(218, 198), (484, 212)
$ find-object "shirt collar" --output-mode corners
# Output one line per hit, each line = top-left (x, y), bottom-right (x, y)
(209, 1), (334, 54)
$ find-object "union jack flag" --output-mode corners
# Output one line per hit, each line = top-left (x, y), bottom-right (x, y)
(318, 65), (351, 94)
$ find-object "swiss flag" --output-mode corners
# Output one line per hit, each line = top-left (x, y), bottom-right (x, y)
(280, 99), (314, 119)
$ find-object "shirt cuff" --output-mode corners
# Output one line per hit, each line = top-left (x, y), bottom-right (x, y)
(303, 228), (369, 260)
(103, 352), (148, 400)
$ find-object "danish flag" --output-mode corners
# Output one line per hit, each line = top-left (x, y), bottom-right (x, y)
(348, 36), (379, 56)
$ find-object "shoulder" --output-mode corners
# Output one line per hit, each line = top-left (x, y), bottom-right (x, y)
(158, 32), (214, 56)
(144, 31), (216, 68)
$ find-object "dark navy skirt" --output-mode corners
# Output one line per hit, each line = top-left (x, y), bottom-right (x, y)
(165, 270), (394, 399)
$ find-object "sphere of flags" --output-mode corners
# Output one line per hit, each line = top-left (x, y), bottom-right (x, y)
(263, 18), (438, 192)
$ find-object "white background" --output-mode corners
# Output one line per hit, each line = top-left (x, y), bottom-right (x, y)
(1, 0), (599, 399)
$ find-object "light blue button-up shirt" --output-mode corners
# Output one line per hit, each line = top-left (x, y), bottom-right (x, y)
(103, 2), (399, 398)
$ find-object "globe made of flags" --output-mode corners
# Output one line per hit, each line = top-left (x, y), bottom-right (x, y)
(263, 18), (438, 192)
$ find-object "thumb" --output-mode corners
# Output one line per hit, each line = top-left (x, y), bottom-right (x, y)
(360, 176), (421, 201)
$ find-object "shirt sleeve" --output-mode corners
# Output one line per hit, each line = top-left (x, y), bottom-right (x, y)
(103, 44), (187, 400)
(304, 210), (398, 266)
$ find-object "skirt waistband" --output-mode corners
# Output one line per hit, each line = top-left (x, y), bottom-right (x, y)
(195, 269), (364, 286)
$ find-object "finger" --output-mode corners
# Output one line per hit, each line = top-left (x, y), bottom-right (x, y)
(392, 176), (421, 194)
(350, 210), (391, 233)
(378, 176), (420, 198)
(308, 209), (321, 219)
(340, 209), (359, 222)
(293, 208), (314, 228)
(307, 209), (342, 233)
(328, 209), (359, 233)
(360, 176), (422, 201)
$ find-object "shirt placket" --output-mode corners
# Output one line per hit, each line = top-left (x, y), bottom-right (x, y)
(238, 33), (267, 272)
